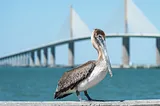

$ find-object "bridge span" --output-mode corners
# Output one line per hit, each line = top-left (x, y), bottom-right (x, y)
(1, 0), (160, 68)
(0, 33), (160, 67)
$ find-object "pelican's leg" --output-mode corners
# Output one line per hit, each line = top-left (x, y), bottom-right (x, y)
(76, 90), (83, 101)
(84, 91), (93, 101)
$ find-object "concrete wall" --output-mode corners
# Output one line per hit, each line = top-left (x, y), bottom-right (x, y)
(0, 100), (160, 106)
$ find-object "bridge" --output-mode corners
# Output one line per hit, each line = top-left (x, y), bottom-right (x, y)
(0, 0), (160, 68)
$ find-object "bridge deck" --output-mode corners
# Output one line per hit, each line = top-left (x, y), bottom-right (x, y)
(0, 33), (160, 59)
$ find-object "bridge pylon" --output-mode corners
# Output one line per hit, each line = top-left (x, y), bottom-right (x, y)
(156, 38), (160, 65)
(68, 5), (74, 66)
(122, 0), (130, 66)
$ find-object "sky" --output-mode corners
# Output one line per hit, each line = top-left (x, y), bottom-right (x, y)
(1, 0), (160, 65)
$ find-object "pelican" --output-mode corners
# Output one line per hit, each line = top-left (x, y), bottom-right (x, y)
(54, 29), (113, 101)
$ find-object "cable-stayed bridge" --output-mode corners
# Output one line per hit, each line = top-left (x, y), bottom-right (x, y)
(0, 0), (160, 68)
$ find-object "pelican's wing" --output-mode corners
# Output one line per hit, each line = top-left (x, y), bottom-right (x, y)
(55, 61), (96, 98)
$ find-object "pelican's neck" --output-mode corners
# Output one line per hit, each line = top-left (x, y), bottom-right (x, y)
(97, 48), (105, 61)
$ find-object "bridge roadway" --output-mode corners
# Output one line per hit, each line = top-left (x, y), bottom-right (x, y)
(0, 33), (160, 67)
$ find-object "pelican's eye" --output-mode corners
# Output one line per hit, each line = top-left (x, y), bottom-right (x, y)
(98, 34), (102, 39)
(97, 34), (104, 41)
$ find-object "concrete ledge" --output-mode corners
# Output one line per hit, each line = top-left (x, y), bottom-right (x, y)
(0, 100), (160, 106)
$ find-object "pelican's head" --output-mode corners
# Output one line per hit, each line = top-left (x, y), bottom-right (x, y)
(91, 29), (113, 77)
(91, 29), (105, 51)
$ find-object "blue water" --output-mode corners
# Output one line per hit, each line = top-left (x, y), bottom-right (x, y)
(0, 67), (160, 101)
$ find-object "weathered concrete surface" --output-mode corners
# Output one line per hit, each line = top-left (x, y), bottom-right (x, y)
(0, 100), (160, 106)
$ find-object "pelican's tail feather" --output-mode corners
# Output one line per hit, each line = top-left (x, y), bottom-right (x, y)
(54, 91), (72, 99)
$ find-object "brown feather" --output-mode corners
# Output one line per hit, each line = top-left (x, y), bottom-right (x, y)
(54, 61), (96, 99)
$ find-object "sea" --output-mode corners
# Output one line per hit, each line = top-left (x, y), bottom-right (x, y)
(0, 67), (160, 101)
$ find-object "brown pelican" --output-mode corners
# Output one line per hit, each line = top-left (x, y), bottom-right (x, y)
(54, 29), (113, 101)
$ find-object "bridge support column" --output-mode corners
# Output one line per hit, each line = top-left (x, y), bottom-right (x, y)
(12, 57), (15, 66)
(15, 56), (17, 66)
(8, 58), (10, 66)
(7, 58), (9, 66)
(19, 55), (21, 66)
(5, 59), (7, 66)
(12, 57), (14, 66)
(2, 59), (4, 65)
(50, 47), (55, 67)
(43, 48), (48, 67)
(13, 57), (15, 66)
(20, 55), (22, 66)
(25, 54), (28, 66)
(3, 59), (5, 66)
(122, 37), (130, 66)
(30, 51), (35, 67)
(18, 55), (21, 66)
(27, 53), (30, 66)
(20, 55), (23, 66)
(1, 60), (3, 66)
(24, 54), (27, 66)
(9, 57), (11, 66)
(25, 53), (30, 67)
(18, 56), (20, 66)
(36, 50), (41, 66)
(19, 55), (22, 66)
(1, 60), (2, 65)
(22, 55), (25, 66)
(2, 59), (3, 66)
(5, 58), (7, 66)
(7, 58), (8, 65)
(24, 55), (26, 66)
(9, 58), (11, 65)
(8, 58), (10, 65)
(17, 55), (20, 66)
(3, 59), (4, 66)
(68, 41), (74, 66)
(156, 38), (160, 66)
(16, 56), (19, 66)
(5, 58), (7, 65)
(14, 57), (16, 66)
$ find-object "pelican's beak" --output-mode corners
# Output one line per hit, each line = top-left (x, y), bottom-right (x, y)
(96, 35), (113, 77)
